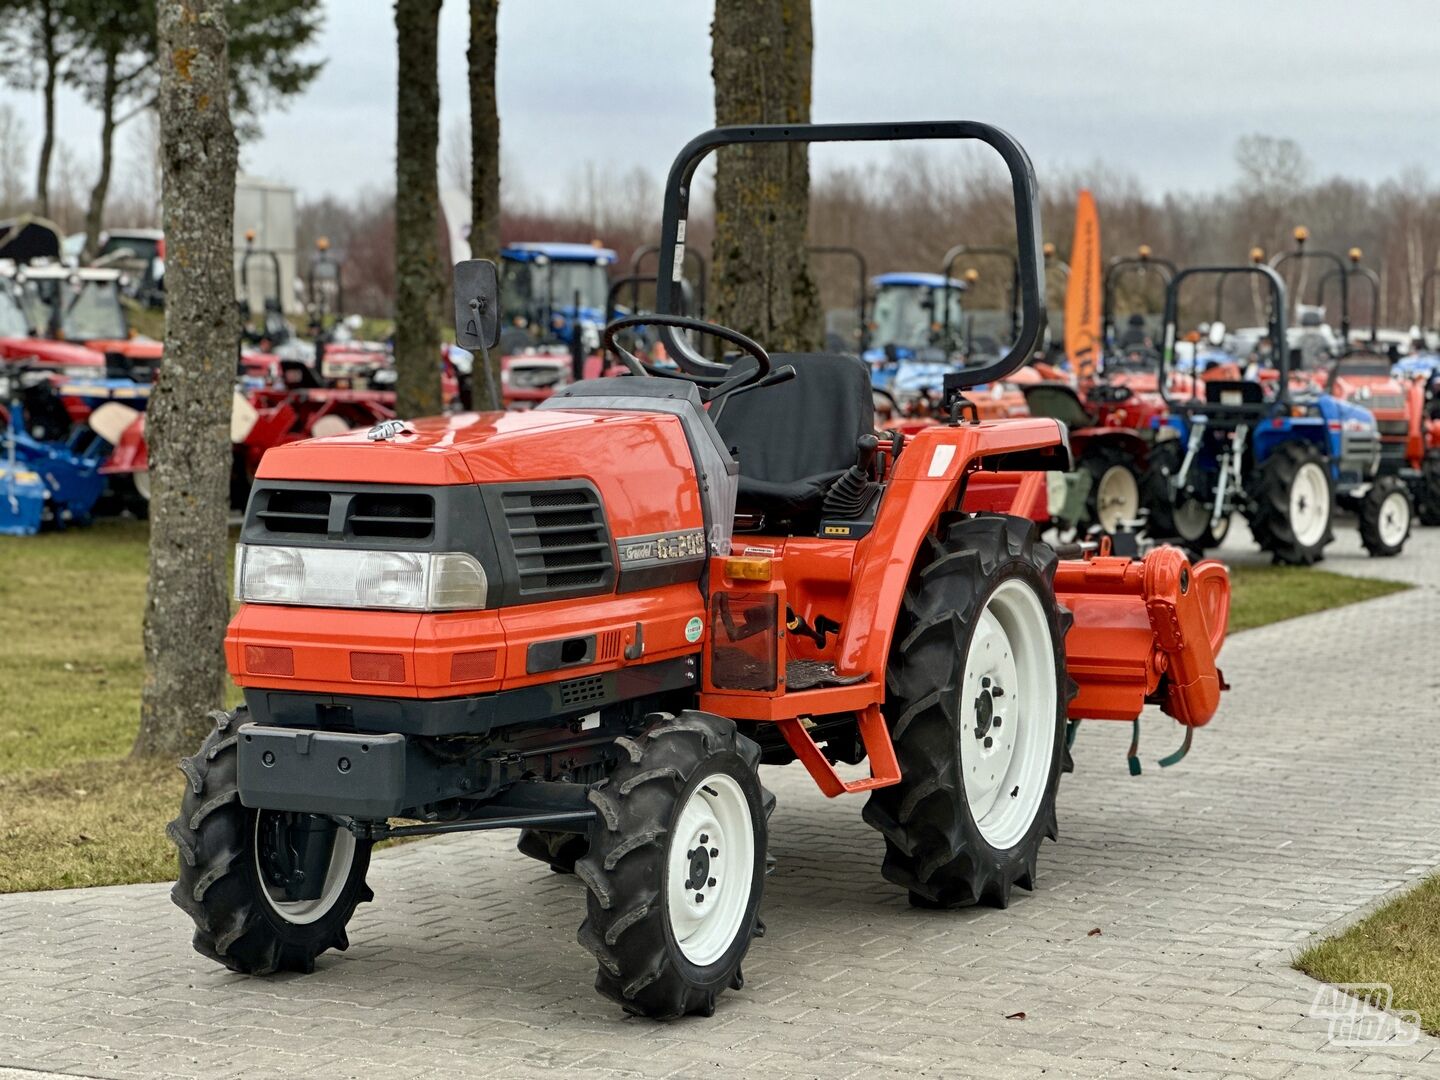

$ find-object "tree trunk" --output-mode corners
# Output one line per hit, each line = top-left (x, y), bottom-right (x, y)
(134, 0), (238, 759)
(393, 0), (443, 418)
(83, 44), (119, 261)
(709, 0), (821, 352)
(35, 0), (58, 217)
(467, 0), (502, 410)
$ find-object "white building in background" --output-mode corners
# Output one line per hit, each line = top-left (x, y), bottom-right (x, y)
(234, 175), (298, 317)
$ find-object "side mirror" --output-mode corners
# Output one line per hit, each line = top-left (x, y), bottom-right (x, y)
(453, 259), (501, 350)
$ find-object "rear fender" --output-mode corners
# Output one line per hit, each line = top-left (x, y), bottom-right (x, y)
(836, 418), (1067, 677)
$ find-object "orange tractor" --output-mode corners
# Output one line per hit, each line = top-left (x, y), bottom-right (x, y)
(171, 122), (1232, 1019)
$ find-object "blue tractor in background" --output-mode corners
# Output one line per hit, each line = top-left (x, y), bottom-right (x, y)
(499, 241), (617, 352)
(864, 271), (967, 409)
(0, 365), (112, 534)
(1155, 263), (1408, 563)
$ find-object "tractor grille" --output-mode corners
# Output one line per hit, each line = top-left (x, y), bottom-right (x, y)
(348, 493), (434, 540)
(500, 485), (615, 599)
(509, 364), (565, 390)
(252, 489), (435, 540)
(1377, 419), (1409, 439)
(255, 488), (331, 535)
(559, 674), (607, 707)
(1369, 394), (1405, 413)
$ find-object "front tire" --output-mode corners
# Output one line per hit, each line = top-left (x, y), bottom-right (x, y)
(862, 515), (1070, 910)
(1247, 440), (1333, 565)
(576, 712), (769, 1019)
(1359, 475), (1411, 557)
(169, 709), (373, 975)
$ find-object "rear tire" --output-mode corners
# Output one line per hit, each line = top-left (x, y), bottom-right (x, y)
(1078, 444), (1141, 533)
(576, 712), (769, 1019)
(169, 708), (373, 975)
(1419, 449), (1440, 527)
(862, 515), (1071, 910)
(1141, 439), (1230, 550)
(1359, 476), (1411, 557)
(1247, 441), (1333, 565)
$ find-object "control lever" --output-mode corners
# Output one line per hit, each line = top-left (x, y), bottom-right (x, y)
(822, 433), (881, 518)
(707, 364), (797, 423)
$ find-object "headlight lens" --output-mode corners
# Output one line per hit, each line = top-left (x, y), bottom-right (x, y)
(236, 545), (487, 611)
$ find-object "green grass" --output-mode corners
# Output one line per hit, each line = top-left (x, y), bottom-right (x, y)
(1297, 875), (1440, 1035)
(0, 526), (1413, 894)
(1226, 564), (1409, 632)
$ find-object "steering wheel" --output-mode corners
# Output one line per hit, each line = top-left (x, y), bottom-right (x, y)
(1107, 345), (1161, 373)
(1089, 381), (1134, 404)
(602, 314), (771, 399)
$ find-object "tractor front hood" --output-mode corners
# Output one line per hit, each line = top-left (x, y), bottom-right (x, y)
(253, 406), (685, 487)
(0, 336), (105, 369)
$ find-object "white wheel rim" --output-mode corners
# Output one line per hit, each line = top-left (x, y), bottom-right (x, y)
(1095, 464), (1139, 532)
(1174, 498), (1223, 543)
(1211, 512), (1230, 543)
(666, 772), (754, 967)
(254, 814), (357, 925)
(132, 469), (151, 501)
(1289, 461), (1330, 548)
(960, 578), (1057, 851)
(1378, 490), (1410, 547)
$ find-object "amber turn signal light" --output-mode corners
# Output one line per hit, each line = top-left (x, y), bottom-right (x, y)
(725, 557), (772, 582)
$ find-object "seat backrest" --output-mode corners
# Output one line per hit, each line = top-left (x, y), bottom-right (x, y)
(1022, 383), (1095, 429)
(714, 352), (872, 484)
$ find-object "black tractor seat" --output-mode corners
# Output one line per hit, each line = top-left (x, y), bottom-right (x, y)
(1021, 382), (1096, 430)
(713, 352), (873, 523)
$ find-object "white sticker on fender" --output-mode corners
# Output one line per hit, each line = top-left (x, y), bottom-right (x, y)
(928, 444), (956, 477)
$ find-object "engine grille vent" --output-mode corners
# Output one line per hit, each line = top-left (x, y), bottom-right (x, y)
(1376, 419), (1409, 439)
(559, 674), (607, 707)
(598, 629), (622, 662)
(500, 485), (614, 598)
(255, 489), (330, 535)
(349, 492), (434, 540)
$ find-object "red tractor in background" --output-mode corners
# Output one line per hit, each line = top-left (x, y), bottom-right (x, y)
(170, 121), (1232, 1020)
(1022, 245), (1178, 536)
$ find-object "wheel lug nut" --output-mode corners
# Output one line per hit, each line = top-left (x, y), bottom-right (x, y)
(700, 833), (708, 844)
(709, 847), (718, 858)
(993, 718), (1002, 728)
(695, 893), (705, 903)
(984, 736), (993, 749)
(708, 877), (716, 887)
(992, 686), (1004, 698)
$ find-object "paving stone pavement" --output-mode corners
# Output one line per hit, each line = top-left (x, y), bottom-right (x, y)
(2, 526), (1438, 1079)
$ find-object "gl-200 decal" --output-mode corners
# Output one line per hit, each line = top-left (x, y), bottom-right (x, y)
(617, 529), (706, 566)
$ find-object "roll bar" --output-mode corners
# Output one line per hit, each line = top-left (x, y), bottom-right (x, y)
(939, 243), (1020, 349)
(1315, 253), (1379, 345)
(652, 121), (1044, 391)
(1102, 247), (1176, 351)
(808, 244), (869, 352)
(1270, 229), (1349, 344)
(605, 273), (696, 320)
(1159, 264), (1289, 409)
(1418, 267), (1439, 335)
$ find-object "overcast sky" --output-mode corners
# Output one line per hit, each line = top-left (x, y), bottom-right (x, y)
(3, 0), (1438, 207)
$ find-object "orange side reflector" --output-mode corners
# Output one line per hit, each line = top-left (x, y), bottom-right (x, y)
(450, 649), (498, 682)
(350, 651), (406, 683)
(245, 645), (294, 676)
(725, 557), (772, 581)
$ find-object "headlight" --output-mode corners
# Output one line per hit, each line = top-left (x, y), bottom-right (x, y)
(235, 545), (487, 611)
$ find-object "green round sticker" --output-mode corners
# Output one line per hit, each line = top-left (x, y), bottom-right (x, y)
(684, 616), (704, 643)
